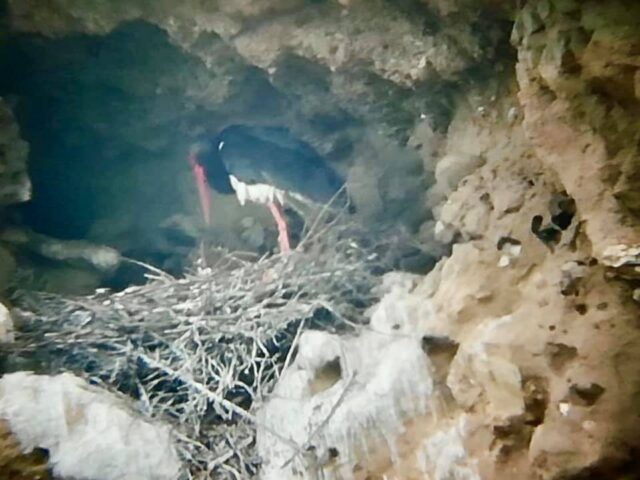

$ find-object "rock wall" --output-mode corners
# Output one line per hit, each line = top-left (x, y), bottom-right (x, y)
(0, 88), (42, 479)
(0, 98), (29, 294)
(1, 0), (640, 479)
(513, 0), (640, 268)
(414, 71), (640, 479)
(256, 2), (640, 479)
(0, 98), (30, 206)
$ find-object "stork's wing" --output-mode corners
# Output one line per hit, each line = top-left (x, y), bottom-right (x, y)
(219, 128), (345, 205)
(222, 125), (320, 160)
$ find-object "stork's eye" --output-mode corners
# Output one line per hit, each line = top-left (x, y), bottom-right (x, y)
(218, 141), (225, 151)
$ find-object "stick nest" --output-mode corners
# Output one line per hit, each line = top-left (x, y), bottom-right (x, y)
(7, 219), (408, 479)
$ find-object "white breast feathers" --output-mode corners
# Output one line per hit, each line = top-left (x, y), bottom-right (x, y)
(229, 175), (286, 206)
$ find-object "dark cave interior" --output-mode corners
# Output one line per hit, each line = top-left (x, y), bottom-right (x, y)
(0, 18), (434, 291)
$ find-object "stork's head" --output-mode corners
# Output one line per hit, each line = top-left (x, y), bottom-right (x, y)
(188, 140), (212, 226)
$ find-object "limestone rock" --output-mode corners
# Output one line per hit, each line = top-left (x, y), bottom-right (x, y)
(0, 98), (30, 205)
(435, 153), (484, 193)
(257, 273), (477, 480)
(0, 228), (120, 294)
(0, 302), (13, 343)
(0, 372), (180, 480)
(8, 0), (497, 88)
(0, 245), (16, 295)
(0, 228), (120, 273)
(3, 1), (640, 479)
(5, 0), (505, 146)
(240, 216), (266, 249)
(0, 419), (50, 480)
(260, 70), (640, 479)
(514, 0), (640, 267)
(415, 64), (640, 480)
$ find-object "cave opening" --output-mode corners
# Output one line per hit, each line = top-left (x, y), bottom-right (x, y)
(0, 18), (434, 293)
(1, 21), (228, 287)
(2, 23), (197, 235)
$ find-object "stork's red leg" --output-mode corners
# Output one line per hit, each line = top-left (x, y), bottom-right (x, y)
(267, 201), (291, 252)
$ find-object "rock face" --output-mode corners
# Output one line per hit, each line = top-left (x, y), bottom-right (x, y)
(258, 73), (640, 478)
(0, 372), (181, 480)
(0, 419), (50, 480)
(0, 98), (30, 206)
(513, 0), (640, 268)
(258, 2), (640, 476)
(0, 98), (30, 295)
(0, 302), (13, 343)
(258, 275), (433, 479)
(1, 0), (640, 479)
(0, 227), (121, 294)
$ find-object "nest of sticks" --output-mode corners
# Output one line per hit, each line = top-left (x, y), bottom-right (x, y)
(5, 213), (413, 479)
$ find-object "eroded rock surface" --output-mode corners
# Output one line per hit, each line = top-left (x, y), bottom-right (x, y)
(0, 372), (180, 480)
(513, 0), (640, 268)
(0, 98), (29, 295)
(0, 418), (50, 480)
(0, 98), (30, 206)
(1, 1), (640, 479)
(258, 12), (640, 475)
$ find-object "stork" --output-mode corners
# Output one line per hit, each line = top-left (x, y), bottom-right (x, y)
(188, 125), (349, 252)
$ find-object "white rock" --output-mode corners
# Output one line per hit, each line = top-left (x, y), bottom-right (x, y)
(257, 279), (479, 479)
(498, 244), (522, 267)
(498, 254), (511, 268)
(434, 220), (455, 244)
(601, 244), (640, 268)
(416, 417), (480, 480)
(448, 315), (525, 420)
(0, 303), (14, 342)
(0, 372), (180, 480)
(507, 244), (522, 258)
(258, 328), (436, 479)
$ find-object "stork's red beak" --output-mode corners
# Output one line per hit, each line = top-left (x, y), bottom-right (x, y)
(189, 152), (211, 225)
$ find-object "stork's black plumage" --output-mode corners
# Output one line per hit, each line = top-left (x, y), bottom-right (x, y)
(194, 125), (347, 205)
(188, 124), (350, 252)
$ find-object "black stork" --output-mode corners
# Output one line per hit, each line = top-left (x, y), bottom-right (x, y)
(188, 125), (349, 252)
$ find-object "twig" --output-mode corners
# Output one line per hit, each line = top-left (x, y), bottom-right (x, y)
(121, 256), (175, 282)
